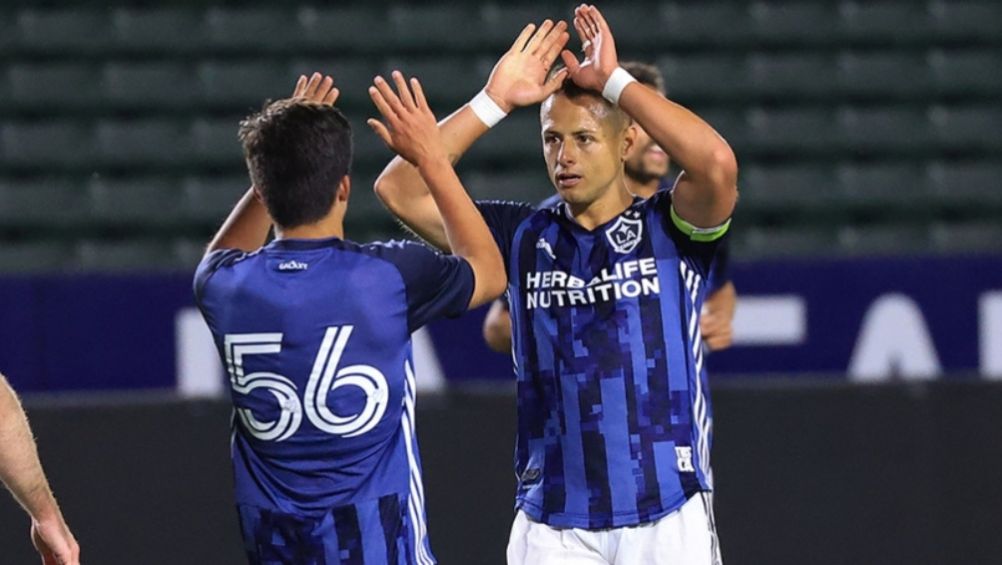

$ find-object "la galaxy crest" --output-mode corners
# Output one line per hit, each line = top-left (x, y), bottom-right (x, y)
(605, 213), (643, 254)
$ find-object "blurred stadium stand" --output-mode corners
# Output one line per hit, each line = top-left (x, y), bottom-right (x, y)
(0, 0), (1000, 272)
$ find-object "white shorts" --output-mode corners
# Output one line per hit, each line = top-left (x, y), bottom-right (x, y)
(506, 493), (722, 565)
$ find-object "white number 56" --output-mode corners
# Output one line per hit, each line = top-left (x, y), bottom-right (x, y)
(224, 326), (388, 442)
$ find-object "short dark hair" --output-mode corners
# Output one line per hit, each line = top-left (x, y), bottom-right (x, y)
(621, 61), (666, 95)
(238, 99), (353, 229)
(545, 65), (631, 132)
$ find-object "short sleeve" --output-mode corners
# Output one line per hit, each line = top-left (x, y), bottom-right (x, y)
(707, 239), (732, 293)
(655, 192), (732, 273)
(378, 241), (476, 333)
(193, 248), (246, 304)
(475, 200), (535, 276)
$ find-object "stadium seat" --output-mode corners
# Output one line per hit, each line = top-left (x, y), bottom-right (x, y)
(0, 241), (74, 273)
(929, 105), (1002, 152)
(94, 120), (189, 167)
(479, 4), (567, 51)
(928, 50), (1002, 99)
(466, 112), (543, 162)
(111, 8), (205, 54)
(925, 161), (1002, 206)
(386, 5), (485, 50)
(103, 63), (198, 110)
(296, 6), (392, 52)
(836, 52), (931, 100)
(189, 118), (244, 167)
(87, 176), (185, 226)
(464, 170), (554, 203)
(837, 107), (932, 156)
(6, 64), (102, 111)
(837, 224), (929, 255)
(198, 61), (296, 109)
(929, 221), (1002, 253)
(837, 1), (933, 44)
(836, 162), (930, 209)
(203, 8), (302, 53)
(736, 226), (841, 258)
(745, 107), (836, 156)
(382, 57), (492, 106)
(73, 239), (179, 272)
(0, 177), (90, 228)
(658, 55), (751, 102)
(181, 175), (248, 224)
(739, 164), (841, 212)
(746, 53), (836, 101)
(14, 9), (111, 55)
(660, 2), (752, 46)
(0, 122), (94, 168)
(929, 1), (1002, 42)
(747, 2), (841, 46)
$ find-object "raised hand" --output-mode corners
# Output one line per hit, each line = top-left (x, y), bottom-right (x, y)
(560, 4), (620, 93)
(291, 72), (340, 106)
(483, 19), (570, 112)
(368, 71), (447, 167)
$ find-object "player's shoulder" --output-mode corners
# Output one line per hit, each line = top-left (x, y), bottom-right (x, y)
(353, 239), (457, 273)
(193, 247), (263, 299)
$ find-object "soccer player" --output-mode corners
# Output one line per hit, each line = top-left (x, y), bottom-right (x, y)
(374, 6), (737, 564)
(194, 72), (504, 564)
(482, 61), (738, 355)
(0, 373), (80, 565)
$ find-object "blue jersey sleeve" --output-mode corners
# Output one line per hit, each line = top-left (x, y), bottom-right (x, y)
(655, 191), (732, 275)
(193, 248), (246, 304)
(374, 241), (476, 333)
(707, 239), (732, 293)
(475, 200), (535, 277)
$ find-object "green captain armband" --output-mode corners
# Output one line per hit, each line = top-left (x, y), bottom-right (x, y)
(670, 205), (731, 242)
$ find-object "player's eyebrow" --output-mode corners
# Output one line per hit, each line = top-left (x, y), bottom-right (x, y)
(542, 126), (600, 136)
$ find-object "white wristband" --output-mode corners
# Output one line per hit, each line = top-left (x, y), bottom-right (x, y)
(469, 90), (509, 128)
(601, 67), (637, 106)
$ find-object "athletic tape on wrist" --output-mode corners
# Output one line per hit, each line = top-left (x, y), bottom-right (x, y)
(469, 90), (508, 128)
(602, 67), (637, 106)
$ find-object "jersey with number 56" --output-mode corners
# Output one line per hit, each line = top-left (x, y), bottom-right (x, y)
(194, 236), (473, 563)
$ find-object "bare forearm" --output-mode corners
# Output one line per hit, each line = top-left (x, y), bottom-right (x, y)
(375, 106), (490, 251)
(619, 84), (737, 226)
(417, 157), (505, 305)
(205, 187), (272, 254)
(0, 376), (60, 522)
(621, 84), (736, 189)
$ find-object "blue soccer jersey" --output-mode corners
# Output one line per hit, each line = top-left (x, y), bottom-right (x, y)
(194, 236), (474, 565)
(479, 191), (729, 529)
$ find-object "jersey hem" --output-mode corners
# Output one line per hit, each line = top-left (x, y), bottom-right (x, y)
(514, 489), (709, 530)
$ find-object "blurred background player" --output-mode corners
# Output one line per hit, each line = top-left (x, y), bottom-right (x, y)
(482, 61), (738, 355)
(375, 6), (737, 563)
(193, 73), (503, 563)
(0, 373), (80, 565)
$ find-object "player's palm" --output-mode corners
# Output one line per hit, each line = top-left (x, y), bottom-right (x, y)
(485, 20), (569, 111)
(561, 5), (620, 93)
(368, 72), (446, 167)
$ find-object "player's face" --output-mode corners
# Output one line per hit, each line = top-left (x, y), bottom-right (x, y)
(540, 94), (628, 207)
(624, 123), (670, 186)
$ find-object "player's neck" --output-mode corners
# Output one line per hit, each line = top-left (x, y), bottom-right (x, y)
(275, 216), (345, 241)
(625, 176), (660, 199)
(568, 180), (635, 231)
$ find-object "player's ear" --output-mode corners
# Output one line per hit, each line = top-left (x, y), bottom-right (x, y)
(252, 184), (264, 202)
(337, 175), (351, 203)
(621, 122), (638, 161)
